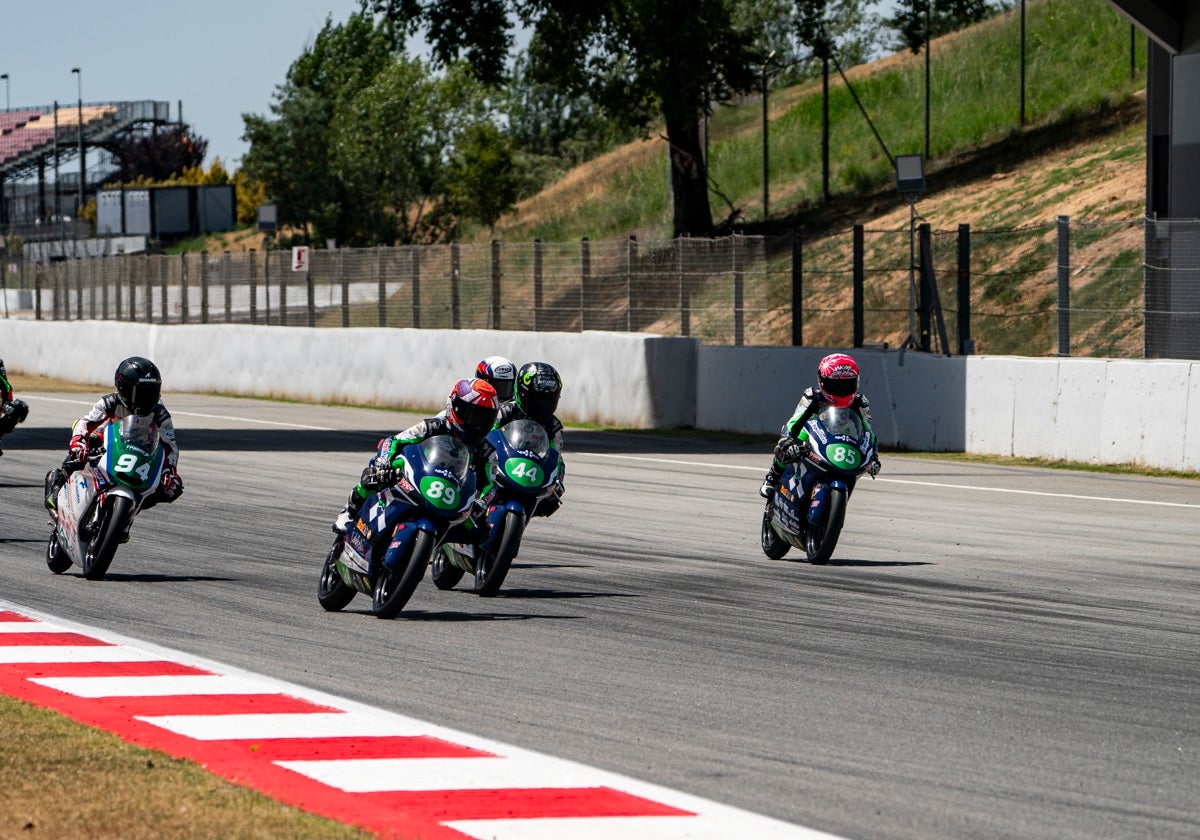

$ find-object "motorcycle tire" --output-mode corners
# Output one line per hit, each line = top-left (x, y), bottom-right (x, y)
(474, 510), (522, 597)
(45, 529), (72, 574)
(804, 487), (846, 566)
(82, 495), (134, 581)
(430, 548), (465, 590)
(317, 542), (356, 611)
(761, 504), (790, 560)
(372, 529), (434, 619)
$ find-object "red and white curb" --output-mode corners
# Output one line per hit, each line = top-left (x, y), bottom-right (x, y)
(0, 602), (842, 840)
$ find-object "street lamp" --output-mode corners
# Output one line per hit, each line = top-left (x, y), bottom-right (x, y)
(71, 68), (84, 222)
(1, 74), (8, 112)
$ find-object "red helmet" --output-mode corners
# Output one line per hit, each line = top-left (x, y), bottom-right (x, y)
(447, 378), (499, 444)
(817, 353), (859, 408)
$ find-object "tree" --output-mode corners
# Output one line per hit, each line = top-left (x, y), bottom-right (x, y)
(371, 0), (760, 237)
(889, 0), (998, 53)
(445, 121), (523, 233)
(111, 126), (207, 183)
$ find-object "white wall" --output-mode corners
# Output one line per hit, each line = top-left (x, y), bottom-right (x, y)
(3, 320), (1197, 471)
(0, 320), (694, 429)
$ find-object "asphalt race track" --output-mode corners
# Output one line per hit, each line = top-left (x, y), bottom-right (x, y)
(2, 392), (1198, 840)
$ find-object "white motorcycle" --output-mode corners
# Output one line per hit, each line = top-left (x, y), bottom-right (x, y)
(46, 414), (166, 580)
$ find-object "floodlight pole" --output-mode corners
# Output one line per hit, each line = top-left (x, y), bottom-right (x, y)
(762, 50), (775, 220)
(1, 74), (9, 112)
(72, 68), (83, 222)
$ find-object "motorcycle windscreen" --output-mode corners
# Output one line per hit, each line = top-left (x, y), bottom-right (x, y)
(498, 419), (551, 458)
(106, 416), (165, 493)
(817, 406), (864, 439)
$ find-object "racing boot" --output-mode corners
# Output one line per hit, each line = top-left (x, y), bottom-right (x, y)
(759, 466), (780, 499)
(332, 489), (364, 536)
(44, 468), (65, 512)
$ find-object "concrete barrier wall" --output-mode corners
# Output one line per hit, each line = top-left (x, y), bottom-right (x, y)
(0, 320), (695, 429)
(3, 320), (1197, 471)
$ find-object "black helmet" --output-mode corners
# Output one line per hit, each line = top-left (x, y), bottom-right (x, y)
(515, 362), (562, 423)
(114, 356), (162, 416)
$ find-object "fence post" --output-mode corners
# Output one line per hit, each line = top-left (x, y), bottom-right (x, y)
(102, 260), (110, 319)
(852, 225), (864, 348)
(90, 258), (98, 319)
(627, 235), (637, 332)
(677, 238), (690, 337)
(142, 255), (153, 323)
(580, 238), (590, 332)
(533, 239), (543, 332)
(733, 237), (745, 346)
(1057, 215), (1070, 356)
(377, 246), (386, 328)
(919, 223), (950, 355)
(34, 265), (42, 320)
(306, 259), (315, 328)
(917, 223), (933, 351)
(491, 240), (502, 330)
(128, 257), (138, 322)
(223, 252), (233, 323)
(200, 253), (210, 324)
(279, 250), (288, 326)
(114, 257), (124, 321)
(180, 253), (189, 324)
(957, 224), (972, 354)
(451, 242), (461, 330)
(791, 231), (802, 346)
(340, 249), (349, 328)
(411, 247), (421, 329)
(160, 255), (168, 323)
(75, 259), (84, 320)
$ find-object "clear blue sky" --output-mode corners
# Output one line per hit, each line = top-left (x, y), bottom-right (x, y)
(0, 0), (364, 170)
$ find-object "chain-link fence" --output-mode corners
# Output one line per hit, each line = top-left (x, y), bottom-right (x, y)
(5, 218), (1197, 358)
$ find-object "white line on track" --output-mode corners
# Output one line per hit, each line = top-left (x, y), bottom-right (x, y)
(572, 452), (1200, 509)
(22, 395), (334, 431)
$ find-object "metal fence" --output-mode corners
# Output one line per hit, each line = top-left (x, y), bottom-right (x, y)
(4, 218), (1198, 359)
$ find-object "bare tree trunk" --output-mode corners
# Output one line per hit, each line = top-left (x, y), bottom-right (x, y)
(665, 114), (714, 238)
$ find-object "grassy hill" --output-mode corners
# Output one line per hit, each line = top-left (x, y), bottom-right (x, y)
(485, 0), (1146, 245)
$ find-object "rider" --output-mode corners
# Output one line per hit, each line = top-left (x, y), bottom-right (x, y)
(44, 356), (183, 512)
(332, 378), (500, 543)
(495, 361), (566, 516)
(759, 352), (881, 499)
(0, 359), (30, 457)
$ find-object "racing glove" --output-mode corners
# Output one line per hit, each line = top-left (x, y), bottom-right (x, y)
(774, 435), (808, 465)
(868, 458), (882, 478)
(160, 467), (184, 501)
(360, 462), (399, 490)
(2, 399), (28, 424)
(66, 434), (89, 467)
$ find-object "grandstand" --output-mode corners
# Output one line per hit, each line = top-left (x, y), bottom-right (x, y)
(0, 100), (172, 238)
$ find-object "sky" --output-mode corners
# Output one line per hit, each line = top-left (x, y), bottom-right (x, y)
(0, 0), (365, 170)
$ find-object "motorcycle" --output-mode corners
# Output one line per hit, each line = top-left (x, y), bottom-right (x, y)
(318, 434), (477, 619)
(45, 414), (167, 580)
(761, 405), (877, 565)
(432, 419), (563, 597)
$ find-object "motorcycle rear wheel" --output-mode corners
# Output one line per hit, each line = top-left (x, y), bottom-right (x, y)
(475, 510), (522, 597)
(430, 548), (466, 590)
(82, 495), (134, 581)
(317, 542), (356, 611)
(372, 530), (434, 619)
(761, 504), (790, 560)
(45, 529), (72, 574)
(804, 487), (846, 566)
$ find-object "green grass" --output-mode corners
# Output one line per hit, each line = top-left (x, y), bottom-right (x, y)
(490, 0), (1145, 243)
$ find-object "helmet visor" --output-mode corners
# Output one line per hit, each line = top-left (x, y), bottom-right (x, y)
(820, 375), (857, 398)
(454, 400), (497, 442)
(490, 378), (515, 402)
(129, 380), (161, 415)
(522, 390), (559, 421)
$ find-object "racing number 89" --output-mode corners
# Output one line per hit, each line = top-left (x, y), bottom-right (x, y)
(426, 479), (457, 507)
